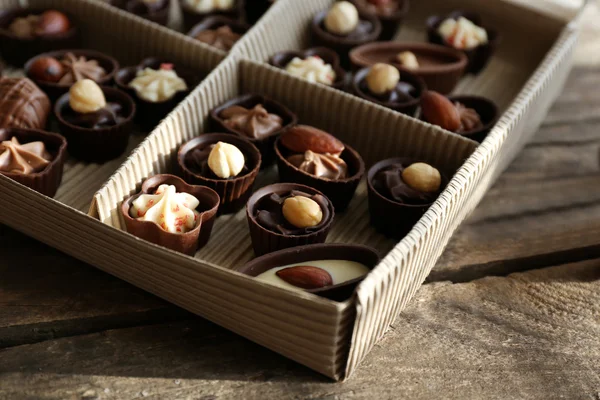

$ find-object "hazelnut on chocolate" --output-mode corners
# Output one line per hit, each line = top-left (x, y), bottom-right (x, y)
(402, 162), (441, 193)
(69, 79), (106, 113)
(207, 141), (245, 179)
(324, 1), (359, 35)
(395, 51), (419, 70)
(282, 196), (323, 228)
(366, 63), (400, 95)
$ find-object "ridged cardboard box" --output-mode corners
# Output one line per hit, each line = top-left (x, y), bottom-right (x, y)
(0, 0), (581, 380)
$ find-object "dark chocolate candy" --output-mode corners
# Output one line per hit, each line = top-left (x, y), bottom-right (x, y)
(61, 102), (125, 129)
(184, 143), (250, 180)
(372, 163), (440, 205)
(358, 78), (417, 103)
(255, 190), (331, 236)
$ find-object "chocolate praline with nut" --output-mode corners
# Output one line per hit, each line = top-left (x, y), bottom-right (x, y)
(352, 63), (425, 116)
(311, 1), (382, 69)
(420, 90), (498, 143)
(109, 0), (171, 26)
(178, 133), (261, 214)
(54, 79), (136, 162)
(25, 49), (119, 101)
(237, 243), (380, 301)
(188, 16), (248, 52)
(426, 11), (500, 74)
(0, 127), (67, 197)
(275, 125), (364, 212)
(246, 183), (335, 257)
(349, 0), (409, 40)
(121, 174), (220, 255)
(209, 94), (297, 167)
(367, 158), (447, 238)
(0, 8), (79, 66)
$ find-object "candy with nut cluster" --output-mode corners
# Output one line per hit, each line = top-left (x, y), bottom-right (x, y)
(8, 10), (70, 38)
(0, 136), (52, 174)
(0, 78), (50, 130)
(130, 184), (200, 233)
(438, 16), (488, 50)
(280, 125), (348, 180)
(284, 56), (337, 86)
(420, 90), (482, 133)
(129, 64), (188, 103)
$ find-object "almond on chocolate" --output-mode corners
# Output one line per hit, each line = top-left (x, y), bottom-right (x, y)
(280, 125), (345, 155)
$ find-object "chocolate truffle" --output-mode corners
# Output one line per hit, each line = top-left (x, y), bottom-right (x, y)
(0, 78), (50, 130)
(352, 63), (424, 115)
(121, 174), (220, 255)
(246, 183), (335, 256)
(312, 1), (382, 68)
(275, 125), (364, 211)
(220, 104), (283, 140)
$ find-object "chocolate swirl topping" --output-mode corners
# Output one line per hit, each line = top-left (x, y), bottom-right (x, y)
(220, 104), (283, 140)
(255, 190), (331, 235)
(455, 102), (483, 133)
(373, 163), (440, 205)
(58, 53), (107, 85)
(0, 136), (52, 174)
(286, 150), (348, 180)
(194, 25), (241, 51)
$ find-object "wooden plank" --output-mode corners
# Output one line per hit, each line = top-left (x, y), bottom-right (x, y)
(0, 226), (189, 347)
(0, 260), (598, 399)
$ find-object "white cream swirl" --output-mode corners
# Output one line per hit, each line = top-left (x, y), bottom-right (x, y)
(437, 17), (488, 50)
(129, 67), (188, 103)
(284, 56), (336, 86)
(184, 0), (234, 12)
(130, 184), (200, 234)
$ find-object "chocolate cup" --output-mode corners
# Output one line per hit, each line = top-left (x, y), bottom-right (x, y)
(209, 94), (298, 167)
(187, 15), (249, 52)
(180, 0), (245, 33)
(236, 243), (380, 301)
(349, 41), (468, 94)
(121, 174), (220, 255)
(311, 10), (382, 69)
(0, 128), (67, 197)
(367, 158), (447, 239)
(447, 95), (498, 143)
(246, 183), (335, 257)
(269, 47), (348, 92)
(351, 67), (426, 116)
(115, 57), (201, 132)
(349, 0), (410, 41)
(54, 86), (136, 162)
(25, 49), (120, 102)
(109, 0), (171, 26)
(426, 11), (501, 75)
(0, 8), (80, 67)
(177, 133), (262, 214)
(274, 136), (365, 212)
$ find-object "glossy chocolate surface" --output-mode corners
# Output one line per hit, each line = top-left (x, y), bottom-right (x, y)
(372, 163), (440, 205)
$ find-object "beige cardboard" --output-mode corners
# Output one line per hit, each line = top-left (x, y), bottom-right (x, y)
(0, 0), (580, 381)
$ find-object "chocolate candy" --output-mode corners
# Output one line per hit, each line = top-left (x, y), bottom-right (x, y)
(372, 162), (441, 205)
(0, 78), (50, 130)
(220, 104), (283, 140)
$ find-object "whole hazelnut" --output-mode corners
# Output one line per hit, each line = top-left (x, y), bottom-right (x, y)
(366, 63), (400, 95)
(207, 141), (245, 179)
(27, 57), (65, 83)
(69, 79), (106, 114)
(34, 10), (71, 36)
(282, 196), (323, 228)
(402, 163), (441, 193)
(395, 51), (419, 70)
(324, 1), (359, 36)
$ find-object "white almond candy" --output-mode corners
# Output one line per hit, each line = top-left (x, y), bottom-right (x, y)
(324, 1), (358, 35)
(284, 56), (336, 85)
(184, 0), (234, 12)
(207, 141), (245, 179)
(437, 17), (488, 50)
(130, 184), (200, 234)
(129, 68), (188, 103)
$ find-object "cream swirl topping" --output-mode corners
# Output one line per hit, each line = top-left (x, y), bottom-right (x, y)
(130, 184), (200, 234)
(129, 66), (188, 103)
(438, 17), (488, 50)
(284, 56), (336, 86)
(184, 0), (234, 12)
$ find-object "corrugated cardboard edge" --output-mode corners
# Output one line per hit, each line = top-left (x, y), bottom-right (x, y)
(345, 23), (580, 380)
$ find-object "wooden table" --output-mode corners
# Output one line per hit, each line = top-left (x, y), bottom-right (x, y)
(2, 8), (600, 400)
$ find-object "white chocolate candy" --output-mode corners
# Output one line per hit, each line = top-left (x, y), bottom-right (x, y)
(284, 56), (336, 86)
(437, 17), (488, 50)
(184, 0), (234, 13)
(129, 67), (188, 103)
(324, 1), (359, 35)
(130, 184), (200, 234)
(207, 141), (245, 179)
(255, 260), (370, 291)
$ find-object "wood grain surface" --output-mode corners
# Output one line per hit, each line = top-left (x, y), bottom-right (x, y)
(1, 4), (600, 399)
